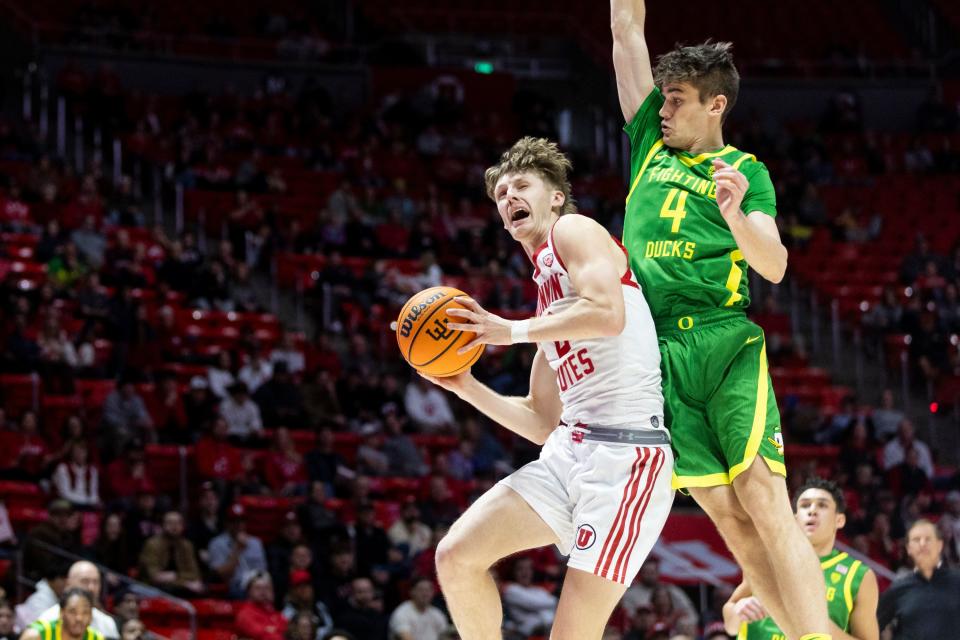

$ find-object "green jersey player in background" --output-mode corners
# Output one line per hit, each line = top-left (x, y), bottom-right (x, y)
(723, 478), (879, 640)
(610, 1), (834, 639)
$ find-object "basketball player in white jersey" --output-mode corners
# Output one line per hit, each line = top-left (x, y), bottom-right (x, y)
(422, 136), (674, 640)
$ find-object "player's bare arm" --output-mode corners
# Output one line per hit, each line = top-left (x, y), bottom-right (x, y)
(447, 214), (626, 350)
(712, 158), (788, 283)
(843, 569), (880, 640)
(420, 346), (562, 445)
(723, 580), (768, 635)
(610, 0), (654, 122)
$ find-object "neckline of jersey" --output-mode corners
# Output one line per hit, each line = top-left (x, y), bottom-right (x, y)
(675, 144), (738, 162)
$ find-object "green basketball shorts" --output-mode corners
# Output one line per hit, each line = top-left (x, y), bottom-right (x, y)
(655, 310), (785, 490)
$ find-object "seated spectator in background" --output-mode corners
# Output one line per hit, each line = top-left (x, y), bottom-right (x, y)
(388, 577), (448, 640)
(71, 216), (107, 269)
(183, 377), (218, 436)
(209, 503), (268, 598)
(382, 412), (428, 478)
(285, 612), (317, 640)
(501, 557), (556, 638)
(403, 377), (454, 433)
(267, 512), (306, 600)
(208, 351), (238, 400)
(870, 389), (904, 443)
(815, 395), (865, 445)
(837, 421), (876, 481)
(138, 511), (204, 597)
(387, 500), (431, 561)
(335, 577), (389, 640)
(52, 440), (100, 509)
(620, 557), (697, 630)
(36, 315), (84, 394)
(188, 482), (222, 575)
(887, 447), (932, 497)
(883, 419), (934, 478)
(316, 547), (357, 615)
(196, 417), (243, 483)
(76, 273), (110, 332)
(235, 452), (272, 496)
(105, 442), (154, 504)
(239, 351), (273, 394)
(235, 572), (287, 640)
(270, 332), (305, 376)
(305, 428), (349, 489)
(302, 370), (343, 428)
(254, 362), (305, 428)
(118, 618), (146, 640)
(0, 411), (54, 482)
(153, 375), (187, 443)
(220, 382), (263, 445)
(91, 513), (133, 579)
(109, 587), (140, 629)
(21, 500), (82, 581)
(15, 563), (68, 633)
(419, 476), (460, 528)
(36, 561), (119, 639)
(101, 377), (155, 457)
(280, 570), (334, 640)
(0, 599), (14, 640)
(21, 588), (100, 640)
(350, 503), (390, 577)
(124, 485), (161, 552)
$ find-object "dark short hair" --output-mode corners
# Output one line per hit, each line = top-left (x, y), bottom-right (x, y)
(908, 518), (944, 541)
(60, 587), (95, 610)
(653, 41), (739, 122)
(795, 477), (846, 514)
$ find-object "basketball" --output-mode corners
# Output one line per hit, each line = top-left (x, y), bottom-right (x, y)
(395, 286), (485, 377)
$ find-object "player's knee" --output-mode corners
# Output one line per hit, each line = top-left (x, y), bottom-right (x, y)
(435, 532), (481, 580)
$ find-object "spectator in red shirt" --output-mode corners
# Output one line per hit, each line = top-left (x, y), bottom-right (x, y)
(264, 427), (307, 496)
(235, 571), (288, 640)
(0, 183), (32, 229)
(0, 411), (53, 480)
(105, 441), (155, 503)
(196, 417), (244, 483)
(153, 374), (188, 443)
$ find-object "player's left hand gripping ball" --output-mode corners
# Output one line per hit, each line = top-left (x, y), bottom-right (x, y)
(445, 296), (514, 354)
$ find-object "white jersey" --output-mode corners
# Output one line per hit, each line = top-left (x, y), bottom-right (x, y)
(532, 223), (664, 430)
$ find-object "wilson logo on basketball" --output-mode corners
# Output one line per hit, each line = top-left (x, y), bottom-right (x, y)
(542, 253), (554, 267)
(575, 524), (597, 550)
(398, 292), (445, 338)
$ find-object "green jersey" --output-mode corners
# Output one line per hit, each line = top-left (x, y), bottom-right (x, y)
(739, 549), (870, 639)
(29, 619), (105, 640)
(622, 88), (777, 321)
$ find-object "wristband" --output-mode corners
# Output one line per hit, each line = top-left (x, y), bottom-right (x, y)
(510, 319), (531, 344)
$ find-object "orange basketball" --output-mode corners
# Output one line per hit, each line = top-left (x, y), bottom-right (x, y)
(395, 286), (485, 377)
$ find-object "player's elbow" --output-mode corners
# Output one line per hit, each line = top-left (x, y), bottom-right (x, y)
(603, 303), (626, 336)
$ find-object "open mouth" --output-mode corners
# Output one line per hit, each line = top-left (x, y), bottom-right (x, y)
(510, 208), (531, 224)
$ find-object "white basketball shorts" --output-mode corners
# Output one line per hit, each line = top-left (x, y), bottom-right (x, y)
(499, 424), (674, 585)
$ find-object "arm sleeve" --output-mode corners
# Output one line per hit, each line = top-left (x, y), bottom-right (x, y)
(624, 88), (666, 171)
(739, 161), (778, 218)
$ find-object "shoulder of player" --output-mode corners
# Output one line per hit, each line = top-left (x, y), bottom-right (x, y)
(552, 214), (607, 245)
(728, 151), (770, 176)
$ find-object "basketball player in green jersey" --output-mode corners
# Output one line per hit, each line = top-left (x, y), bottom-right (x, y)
(723, 478), (879, 640)
(21, 588), (104, 640)
(610, 1), (832, 639)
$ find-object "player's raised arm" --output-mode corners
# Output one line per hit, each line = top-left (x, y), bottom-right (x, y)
(420, 347), (562, 445)
(611, 0), (654, 122)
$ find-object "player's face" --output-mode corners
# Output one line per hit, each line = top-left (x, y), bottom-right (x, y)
(61, 596), (93, 638)
(493, 171), (564, 245)
(795, 488), (844, 546)
(659, 82), (723, 150)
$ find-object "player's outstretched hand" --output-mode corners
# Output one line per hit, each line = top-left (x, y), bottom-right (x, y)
(418, 370), (474, 397)
(712, 158), (749, 223)
(446, 296), (513, 354)
(733, 596), (767, 623)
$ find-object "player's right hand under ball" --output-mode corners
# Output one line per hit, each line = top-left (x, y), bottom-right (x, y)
(418, 370), (475, 397)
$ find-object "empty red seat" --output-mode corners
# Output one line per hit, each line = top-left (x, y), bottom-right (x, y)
(145, 445), (188, 494)
(0, 373), (39, 415)
(0, 481), (44, 510)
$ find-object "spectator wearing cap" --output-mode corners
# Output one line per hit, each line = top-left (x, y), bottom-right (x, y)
(281, 570), (334, 640)
(36, 561), (120, 639)
(387, 577), (448, 640)
(14, 562), (68, 633)
(208, 503), (268, 598)
(138, 511), (204, 597)
(267, 511), (306, 601)
(265, 428), (307, 496)
(188, 482), (222, 575)
(101, 376), (155, 458)
(51, 440), (100, 509)
(387, 500), (431, 560)
(335, 577), (388, 640)
(21, 500), (82, 581)
(220, 382), (263, 445)
(235, 572), (287, 640)
(254, 362), (305, 429)
(183, 376), (218, 436)
(195, 417), (243, 483)
(878, 518), (960, 639)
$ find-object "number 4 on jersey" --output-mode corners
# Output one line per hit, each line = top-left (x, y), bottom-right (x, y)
(660, 188), (688, 233)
